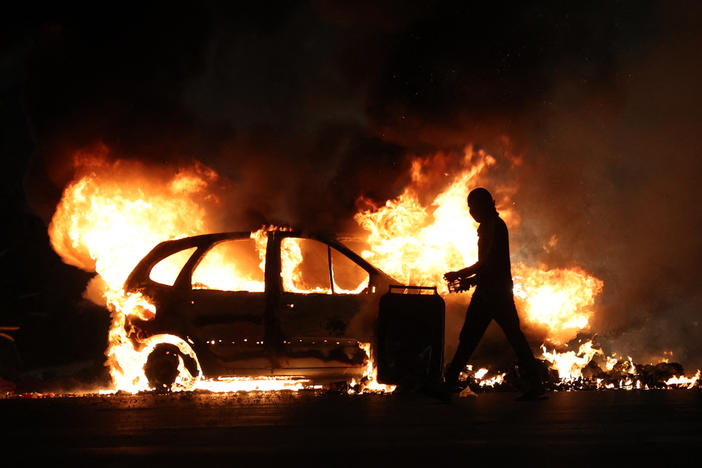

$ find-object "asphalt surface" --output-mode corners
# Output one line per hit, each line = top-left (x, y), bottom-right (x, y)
(2, 389), (701, 466)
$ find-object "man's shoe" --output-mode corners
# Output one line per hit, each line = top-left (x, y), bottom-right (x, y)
(458, 386), (478, 398)
(516, 384), (547, 401)
(427, 381), (464, 403)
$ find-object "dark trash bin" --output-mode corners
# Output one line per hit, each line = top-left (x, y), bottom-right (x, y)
(377, 285), (445, 387)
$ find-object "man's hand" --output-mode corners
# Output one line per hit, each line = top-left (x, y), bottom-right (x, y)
(444, 270), (460, 282)
(445, 271), (477, 293)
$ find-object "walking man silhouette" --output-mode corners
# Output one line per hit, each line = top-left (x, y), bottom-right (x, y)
(443, 187), (545, 400)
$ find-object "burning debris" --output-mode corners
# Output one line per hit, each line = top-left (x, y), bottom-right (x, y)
(452, 339), (700, 393)
(540, 341), (697, 390)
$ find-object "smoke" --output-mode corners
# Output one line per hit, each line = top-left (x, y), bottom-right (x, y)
(9, 2), (702, 368)
(511, 6), (702, 369)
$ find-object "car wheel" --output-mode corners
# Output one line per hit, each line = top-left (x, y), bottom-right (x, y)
(144, 343), (198, 392)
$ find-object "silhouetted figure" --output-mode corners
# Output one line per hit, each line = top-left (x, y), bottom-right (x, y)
(444, 188), (545, 400)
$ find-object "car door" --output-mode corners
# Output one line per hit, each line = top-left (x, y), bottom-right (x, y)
(184, 236), (269, 372)
(275, 236), (371, 371)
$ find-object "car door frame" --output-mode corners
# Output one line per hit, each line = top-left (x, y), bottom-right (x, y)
(264, 230), (392, 374)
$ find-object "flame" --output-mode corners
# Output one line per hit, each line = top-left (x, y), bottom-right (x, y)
(190, 228), (268, 292)
(48, 148), (388, 393)
(665, 370), (700, 389)
(47, 144), (698, 394)
(540, 341), (700, 390)
(49, 147), (220, 293)
(354, 149), (498, 291)
(541, 341), (602, 380)
(48, 150), (227, 392)
(470, 368), (506, 388)
(195, 377), (320, 392)
(50, 149), (328, 393)
(47, 144), (604, 393)
(354, 146), (603, 344)
(474, 368), (488, 379)
(280, 238), (369, 294)
(280, 238), (309, 293)
(512, 266), (603, 342)
(605, 354), (619, 371)
(348, 342), (396, 394)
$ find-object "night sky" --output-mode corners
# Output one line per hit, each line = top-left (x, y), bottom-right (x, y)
(2, 1), (702, 369)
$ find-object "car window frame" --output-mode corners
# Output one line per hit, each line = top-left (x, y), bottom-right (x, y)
(188, 237), (266, 293)
(125, 230), (384, 297)
(277, 232), (376, 296)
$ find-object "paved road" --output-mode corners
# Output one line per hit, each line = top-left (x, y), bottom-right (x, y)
(2, 389), (700, 466)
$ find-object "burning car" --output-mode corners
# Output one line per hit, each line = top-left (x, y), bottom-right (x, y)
(122, 228), (443, 390)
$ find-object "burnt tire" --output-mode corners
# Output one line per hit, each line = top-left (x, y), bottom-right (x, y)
(144, 343), (198, 392)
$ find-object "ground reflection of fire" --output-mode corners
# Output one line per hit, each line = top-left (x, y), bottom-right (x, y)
(47, 144), (700, 394)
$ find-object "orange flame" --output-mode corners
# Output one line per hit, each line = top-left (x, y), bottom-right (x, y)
(513, 265), (603, 343)
(48, 147), (388, 393)
(49, 147), (221, 295)
(48, 144), (699, 393)
(541, 341), (603, 380)
(354, 149), (499, 291)
(354, 146), (602, 344)
(471, 367), (506, 388)
(665, 370), (700, 389)
(49, 148), (227, 392)
(348, 342), (396, 394)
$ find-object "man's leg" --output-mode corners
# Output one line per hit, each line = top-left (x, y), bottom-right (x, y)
(493, 296), (544, 395)
(444, 294), (492, 386)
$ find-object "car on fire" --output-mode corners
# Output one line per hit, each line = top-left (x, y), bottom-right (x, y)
(123, 228), (444, 390)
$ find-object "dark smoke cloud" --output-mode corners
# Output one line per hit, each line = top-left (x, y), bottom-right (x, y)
(522, 13), (702, 367)
(4, 1), (702, 368)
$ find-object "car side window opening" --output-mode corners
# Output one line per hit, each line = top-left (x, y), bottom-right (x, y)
(281, 238), (331, 294)
(191, 239), (265, 292)
(149, 247), (198, 286)
(281, 238), (369, 295)
(331, 248), (369, 294)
